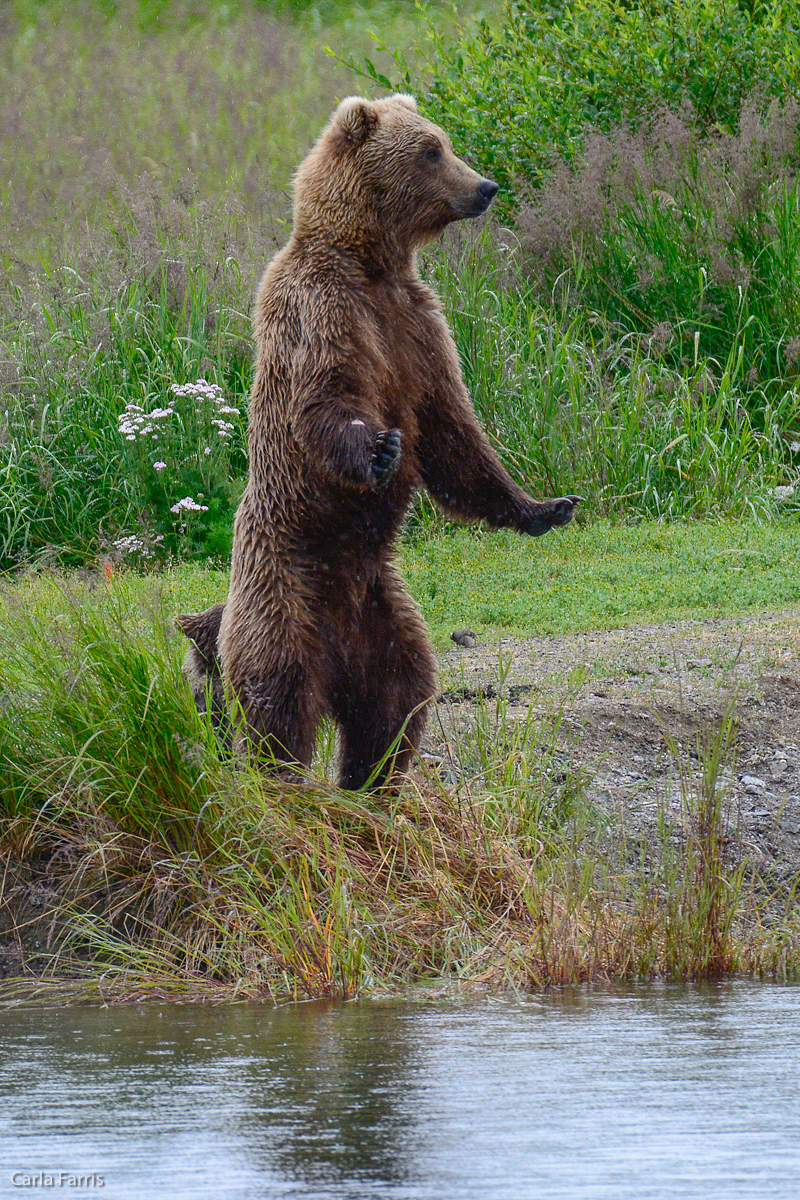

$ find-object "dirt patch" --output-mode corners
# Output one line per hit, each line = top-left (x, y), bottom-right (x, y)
(429, 606), (800, 885)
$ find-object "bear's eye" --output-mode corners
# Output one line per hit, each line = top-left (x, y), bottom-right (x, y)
(425, 146), (441, 163)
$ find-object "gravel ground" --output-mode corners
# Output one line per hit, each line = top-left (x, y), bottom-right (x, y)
(430, 606), (800, 884)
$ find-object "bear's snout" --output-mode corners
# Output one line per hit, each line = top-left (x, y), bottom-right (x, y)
(472, 178), (499, 214)
(452, 176), (499, 219)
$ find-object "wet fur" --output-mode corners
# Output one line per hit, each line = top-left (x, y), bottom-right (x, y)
(177, 94), (580, 789)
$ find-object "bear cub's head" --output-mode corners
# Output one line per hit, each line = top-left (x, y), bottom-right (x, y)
(294, 94), (498, 254)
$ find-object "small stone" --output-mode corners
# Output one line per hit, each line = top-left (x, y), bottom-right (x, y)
(740, 774), (766, 791)
(451, 629), (477, 648)
(687, 657), (713, 669)
(769, 760), (788, 779)
(419, 754), (457, 787)
(779, 818), (800, 835)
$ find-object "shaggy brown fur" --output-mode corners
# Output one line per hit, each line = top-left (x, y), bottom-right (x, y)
(174, 604), (227, 731)
(177, 94), (581, 789)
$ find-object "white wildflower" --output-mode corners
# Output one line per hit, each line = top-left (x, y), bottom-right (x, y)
(153, 461), (167, 471)
(791, 442), (800, 454)
(203, 447), (212, 456)
(770, 485), (795, 500)
(170, 496), (209, 514)
(113, 535), (153, 558)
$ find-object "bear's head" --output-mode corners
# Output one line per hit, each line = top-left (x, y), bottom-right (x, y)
(293, 94), (498, 266)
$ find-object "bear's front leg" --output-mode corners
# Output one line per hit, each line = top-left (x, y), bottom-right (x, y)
(416, 385), (584, 536)
(294, 383), (404, 491)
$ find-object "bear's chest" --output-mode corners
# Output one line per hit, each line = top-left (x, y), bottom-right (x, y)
(362, 283), (447, 407)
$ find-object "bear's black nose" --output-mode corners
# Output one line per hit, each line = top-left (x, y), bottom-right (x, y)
(478, 179), (499, 202)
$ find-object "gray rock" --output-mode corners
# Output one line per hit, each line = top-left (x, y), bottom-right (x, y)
(420, 753), (458, 787)
(740, 774), (767, 791)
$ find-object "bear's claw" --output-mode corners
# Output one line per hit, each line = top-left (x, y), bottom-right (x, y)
(369, 428), (402, 489)
(527, 494), (584, 536)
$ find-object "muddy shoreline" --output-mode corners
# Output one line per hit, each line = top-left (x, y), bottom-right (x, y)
(432, 606), (800, 886)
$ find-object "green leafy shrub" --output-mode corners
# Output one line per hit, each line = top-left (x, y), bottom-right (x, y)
(361, 0), (800, 205)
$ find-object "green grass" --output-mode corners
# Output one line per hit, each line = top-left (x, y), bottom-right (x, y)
(402, 518), (800, 646)
(3, 233), (798, 570)
(0, 566), (797, 1000)
(28, 516), (796, 654)
(2, 6), (799, 569)
(38, 514), (797, 652)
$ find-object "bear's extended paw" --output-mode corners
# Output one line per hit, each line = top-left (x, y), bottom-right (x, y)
(525, 494), (584, 536)
(369, 428), (402, 489)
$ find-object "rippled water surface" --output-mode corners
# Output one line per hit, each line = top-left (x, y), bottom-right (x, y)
(1, 982), (799, 1199)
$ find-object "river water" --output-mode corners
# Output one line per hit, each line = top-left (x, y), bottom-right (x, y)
(1, 981), (798, 1199)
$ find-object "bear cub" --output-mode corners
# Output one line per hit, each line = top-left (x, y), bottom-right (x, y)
(177, 94), (581, 788)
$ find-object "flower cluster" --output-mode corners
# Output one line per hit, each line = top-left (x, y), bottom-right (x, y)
(170, 496), (209, 514)
(170, 379), (240, 439)
(118, 402), (174, 441)
(112, 533), (164, 558)
(117, 379), (243, 554)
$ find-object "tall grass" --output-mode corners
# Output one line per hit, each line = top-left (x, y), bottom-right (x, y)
(517, 101), (800, 396)
(1, 3), (799, 567)
(2, 0), (485, 256)
(2, 218), (798, 570)
(423, 230), (800, 523)
(1, 579), (797, 1000)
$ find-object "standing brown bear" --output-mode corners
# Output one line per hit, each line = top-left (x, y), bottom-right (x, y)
(177, 94), (581, 789)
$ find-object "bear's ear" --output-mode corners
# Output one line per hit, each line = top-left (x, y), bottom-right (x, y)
(389, 93), (417, 111)
(334, 96), (379, 146)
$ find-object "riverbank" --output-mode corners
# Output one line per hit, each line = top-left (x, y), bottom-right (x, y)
(1, 535), (799, 1004)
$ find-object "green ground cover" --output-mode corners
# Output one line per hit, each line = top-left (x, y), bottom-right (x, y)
(105, 517), (800, 650)
(404, 519), (800, 644)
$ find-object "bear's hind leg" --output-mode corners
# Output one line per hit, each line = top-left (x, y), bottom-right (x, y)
(330, 570), (436, 791)
(231, 656), (326, 773)
(220, 600), (328, 773)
